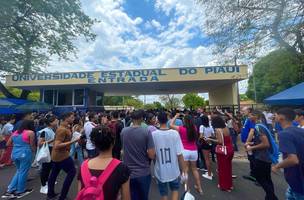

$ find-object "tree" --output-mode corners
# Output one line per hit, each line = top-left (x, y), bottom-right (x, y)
(124, 97), (143, 109)
(0, 0), (96, 99)
(198, 0), (304, 57)
(0, 87), (40, 101)
(153, 101), (164, 110)
(103, 96), (124, 106)
(160, 95), (181, 110)
(246, 49), (302, 102)
(144, 103), (156, 110)
(182, 93), (205, 110)
(143, 101), (164, 110)
(240, 94), (250, 101)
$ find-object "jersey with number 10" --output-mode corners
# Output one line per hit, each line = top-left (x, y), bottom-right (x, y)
(152, 129), (183, 182)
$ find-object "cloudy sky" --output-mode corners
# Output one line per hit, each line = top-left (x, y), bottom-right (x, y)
(48, 0), (248, 102)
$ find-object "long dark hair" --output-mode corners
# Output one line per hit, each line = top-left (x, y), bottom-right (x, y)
(91, 125), (114, 152)
(17, 120), (35, 134)
(183, 115), (197, 142)
(146, 113), (155, 125)
(211, 116), (226, 129)
(45, 115), (57, 126)
(252, 110), (267, 126)
(201, 115), (210, 127)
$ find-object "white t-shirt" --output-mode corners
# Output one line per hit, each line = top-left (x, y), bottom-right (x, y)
(265, 112), (274, 125)
(84, 121), (96, 150)
(226, 119), (233, 129)
(0, 123), (14, 136)
(72, 131), (82, 148)
(72, 131), (81, 141)
(152, 129), (183, 182)
(199, 125), (214, 138)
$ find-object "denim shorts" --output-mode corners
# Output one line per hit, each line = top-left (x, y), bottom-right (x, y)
(286, 186), (304, 200)
(157, 178), (180, 196)
(182, 149), (198, 161)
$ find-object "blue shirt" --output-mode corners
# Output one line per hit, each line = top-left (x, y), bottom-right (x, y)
(275, 121), (299, 132)
(241, 118), (255, 143)
(278, 126), (304, 194)
(167, 119), (183, 128)
(38, 127), (55, 147)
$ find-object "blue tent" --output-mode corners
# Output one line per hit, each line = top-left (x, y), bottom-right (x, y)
(264, 82), (304, 105)
(0, 98), (32, 114)
(2, 98), (31, 105)
(0, 108), (22, 114)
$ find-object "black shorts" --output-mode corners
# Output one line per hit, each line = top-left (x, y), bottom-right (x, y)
(0, 140), (6, 149)
(201, 143), (212, 150)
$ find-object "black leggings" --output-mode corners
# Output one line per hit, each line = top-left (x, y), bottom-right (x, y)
(40, 147), (53, 186)
(47, 157), (76, 200)
(252, 159), (278, 200)
(40, 161), (52, 186)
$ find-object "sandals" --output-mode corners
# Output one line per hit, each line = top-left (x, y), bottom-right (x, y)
(217, 184), (233, 192)
(194, 185), (203, 195)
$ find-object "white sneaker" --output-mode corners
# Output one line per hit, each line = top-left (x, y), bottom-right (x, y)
(40, 185), (48, 194)
(202, 173), (213, 180)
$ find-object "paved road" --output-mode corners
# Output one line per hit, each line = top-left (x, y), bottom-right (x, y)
(0, 158), (287, 200)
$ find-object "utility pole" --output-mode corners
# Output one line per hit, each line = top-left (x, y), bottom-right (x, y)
(253, 73), (257, 103)
(235, 55), (241, 112)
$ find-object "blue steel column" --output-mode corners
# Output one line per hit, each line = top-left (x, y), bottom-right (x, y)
(84, 88), (89, 110)
(40, 89), (44, 102)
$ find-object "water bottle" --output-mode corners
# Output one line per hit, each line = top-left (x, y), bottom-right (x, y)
(246, 145), (253, 155)
(180, 173), (188, 184)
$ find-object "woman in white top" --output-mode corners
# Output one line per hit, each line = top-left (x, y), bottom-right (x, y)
(199, 115), (215, 180)
(70, 120), (85, 165)
(38, 115), (58, 194)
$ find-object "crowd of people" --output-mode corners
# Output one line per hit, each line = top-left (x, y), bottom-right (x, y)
(0, 106), (303, 200)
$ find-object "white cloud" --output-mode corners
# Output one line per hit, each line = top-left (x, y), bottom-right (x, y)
(134, 17), (143, 25)
(144, 19), (164, 31)
(151, 19), (163, 30)
(46, 0), (251, 95)
(47, 0), (218, 72)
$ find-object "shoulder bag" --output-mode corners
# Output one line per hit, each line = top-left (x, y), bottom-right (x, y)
(215, 129), (227, 155)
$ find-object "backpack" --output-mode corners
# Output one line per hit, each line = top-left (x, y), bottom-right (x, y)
(75, 158), (121, 200)
(255, 123), (279, 164)
(108, 120), (123, 136)
(108, 121), (123, 145)
(108, 121), (118, 136)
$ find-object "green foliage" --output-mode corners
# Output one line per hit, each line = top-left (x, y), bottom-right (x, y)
(103, 96), (144, 108)
(205, 100), (209, 106)
(246, 49), (302, 102)
(26, 91), (40, 101)
(240, 94), (250, 101)
(0, 0), (96, 98)
(103, 96), (124, 106)
(153, 101), (163, 110)
(144, 103), (156, 110)
(182, 93), (205, 110)
(124, 97), (143, 109)
(143, 101), (164, 110)
(0, 87), (40, 101)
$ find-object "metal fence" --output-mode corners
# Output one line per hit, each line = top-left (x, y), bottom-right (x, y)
(205, 104), (266, 114)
